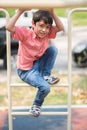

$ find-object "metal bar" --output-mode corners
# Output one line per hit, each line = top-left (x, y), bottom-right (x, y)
(11, 105), (68, 109)
(0, 0), (87, 8)
(1, 105), (87, 111)
(11, 105), (87, 109)
(0, 8), (12, 130)
(10, 83), (69, 87)
(6, 13), (13, 130)
(12, 111), (68, 116)
(67, 7), (87, 12)
(67, 10), (72, 130)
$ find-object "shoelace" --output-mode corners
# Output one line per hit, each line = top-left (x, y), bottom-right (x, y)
(45, 76), (55, 82)
(32, 105), (41, 112)
(47, 77), (53, 82)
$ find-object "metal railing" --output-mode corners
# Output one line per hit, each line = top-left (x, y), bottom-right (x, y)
(67, 7), (87, 130)
(0, 0), (87, 8)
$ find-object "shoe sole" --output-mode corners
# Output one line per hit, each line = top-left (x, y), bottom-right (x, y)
(49, 78), (60, 85)
(29, 110), (40, 117)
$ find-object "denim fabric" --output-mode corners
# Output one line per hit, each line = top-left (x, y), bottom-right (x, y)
(17, 45), (58, 106)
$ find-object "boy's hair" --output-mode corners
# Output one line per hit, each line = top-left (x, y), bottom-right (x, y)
(33, 10), (53, 25)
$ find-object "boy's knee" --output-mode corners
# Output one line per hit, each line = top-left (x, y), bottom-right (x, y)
(44, 85), (50, 94)
(49, 45), (58, 55)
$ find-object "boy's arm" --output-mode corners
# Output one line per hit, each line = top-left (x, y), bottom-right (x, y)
(49, 9), (64, 33)
(6, 9), (26, 33)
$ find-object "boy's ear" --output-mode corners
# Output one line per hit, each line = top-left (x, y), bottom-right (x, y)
(32, 20), (35, 27)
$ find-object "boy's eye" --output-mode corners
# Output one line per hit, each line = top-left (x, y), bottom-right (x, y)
(46, 26), (50, 29)
(39, 24), (44, 28)
(39, 24), (50, 29)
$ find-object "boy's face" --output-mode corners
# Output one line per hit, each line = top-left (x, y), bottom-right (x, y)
(32, 20), (51, 38)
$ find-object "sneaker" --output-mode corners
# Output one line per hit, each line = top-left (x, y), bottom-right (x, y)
(44, 76), (60, 85)
(29, 105), (41, 117)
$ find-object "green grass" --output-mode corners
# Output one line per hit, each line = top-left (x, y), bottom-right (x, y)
(72, 75), (87, 90)
(55, 8), (66, 16)
(0, 83), (8, 106)
(72, 75), (87, 104)
(72, 12), (87, 26)
(44, 90), (68, 105)
(6, 8), (16, 17)
(0, 8), (15, 17)
(55, 8), (87, 26)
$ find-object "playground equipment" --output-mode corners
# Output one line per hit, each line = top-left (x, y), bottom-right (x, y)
(0, 0), (87, 8)
(0, 1), (87, 130)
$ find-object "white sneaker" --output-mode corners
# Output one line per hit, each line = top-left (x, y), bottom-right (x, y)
(44, 76), (60, 85)
(29, 105), (41, 117)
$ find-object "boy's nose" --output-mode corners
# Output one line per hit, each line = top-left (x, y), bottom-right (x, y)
(42, 28), (46, 32)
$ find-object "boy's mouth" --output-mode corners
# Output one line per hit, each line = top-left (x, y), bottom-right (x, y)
(39, 32), (47, 37)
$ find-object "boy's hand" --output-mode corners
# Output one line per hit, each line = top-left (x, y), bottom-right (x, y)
(17, 8), (31, 13)
(47, 8), (53, 12)
(44, 8), (54, 14)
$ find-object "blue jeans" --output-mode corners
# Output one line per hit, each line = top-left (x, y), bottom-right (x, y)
(17, 45), (58, 106)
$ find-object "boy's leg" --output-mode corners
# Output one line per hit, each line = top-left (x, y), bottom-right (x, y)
(39, 45), (60, 84)
(17, 66), (50, 117)
(39, 45), (58, 76)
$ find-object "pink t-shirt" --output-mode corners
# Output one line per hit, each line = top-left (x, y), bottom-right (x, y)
(12, 26), (56, 70)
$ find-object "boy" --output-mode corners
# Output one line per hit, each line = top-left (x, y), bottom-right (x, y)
(6, 9), (64, 117)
